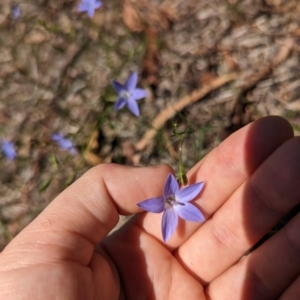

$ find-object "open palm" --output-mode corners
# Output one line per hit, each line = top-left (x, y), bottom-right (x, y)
(1, 116), (299, 299)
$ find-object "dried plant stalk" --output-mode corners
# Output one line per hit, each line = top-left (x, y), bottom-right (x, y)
(135, 73), (237, 151)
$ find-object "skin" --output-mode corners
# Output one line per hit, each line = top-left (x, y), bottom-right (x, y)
(0, 116), (299, 299)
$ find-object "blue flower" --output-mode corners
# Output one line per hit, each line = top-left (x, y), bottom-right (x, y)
(1, 140), (17, 160)
(11, 5), (21, 19)
(112, 72), (147, 117)
(52, 133), (77, 155)
(78, 0), (102, 18)
(137, 173), (205, 242)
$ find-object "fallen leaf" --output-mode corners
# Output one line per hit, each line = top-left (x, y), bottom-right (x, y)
(122, 0), (144, 32)
(84, 151), (104, 166)
(87, 130), (100, 151)
(84, 130), (103, 166)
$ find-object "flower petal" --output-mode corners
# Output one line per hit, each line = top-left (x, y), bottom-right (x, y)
(112, 80), (124, 94)
(114, 98), (126, 110)
(163, 174), (179, 198)
(125, 72), (138, 92)
(51, 133), (64, 142)
(88, 7), (95, 18)
(68, 147), (78, 156)
(174, 202), (205, 222)
(78, 3), (89, 12)
(58, 139), (74, 150)
(11, 5), (21, 19)
(132, 88), (147, 100)
(162, 208), (178, 242)
(175, 181), (204, 202)
(2, 141), (16, 160)
(95, 1), (102, 9)
(137, 197), (165, 213)
(127, 99), (140, 116)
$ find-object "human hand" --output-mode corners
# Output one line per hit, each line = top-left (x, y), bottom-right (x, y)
(0, 116), (299, 299)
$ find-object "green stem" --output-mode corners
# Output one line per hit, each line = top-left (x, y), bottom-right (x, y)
(178, 139), (188, 186)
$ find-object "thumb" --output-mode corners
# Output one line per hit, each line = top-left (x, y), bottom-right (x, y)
(0, 163), (172, 267)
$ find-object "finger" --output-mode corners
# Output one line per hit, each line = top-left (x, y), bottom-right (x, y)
(0, 164), (172, 268)
(176, 136), (300, 283)
(206, 207), (300, 299)
(134, 116), (293, 247)
(279, 275), (300, 300)
(103, 224), (206, 299)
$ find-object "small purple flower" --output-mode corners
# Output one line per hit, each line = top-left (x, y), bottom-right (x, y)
(137, 173), (205, 242)
(52, 133), (77, 155)
(1, 140), (17, 160)
(112, 72), (147, 117)
(78, 0), (102, 18)
(11, 5), (21, 19)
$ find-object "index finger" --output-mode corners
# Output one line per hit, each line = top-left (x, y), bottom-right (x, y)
(0, 164), (172, 268)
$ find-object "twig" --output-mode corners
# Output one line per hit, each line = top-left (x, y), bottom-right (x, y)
(135, 73), (237, 151)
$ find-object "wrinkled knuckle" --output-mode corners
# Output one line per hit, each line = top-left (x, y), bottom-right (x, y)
(211, 221), (242, 252)
(249, 179), (282, 214)
(216, 145), (247, 181)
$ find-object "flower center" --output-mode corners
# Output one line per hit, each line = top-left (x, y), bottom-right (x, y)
(166, 194), (185, 208)
(120, 90), (131, 100)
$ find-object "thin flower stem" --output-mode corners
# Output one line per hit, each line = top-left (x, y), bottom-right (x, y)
(178, 139), (188, 186)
